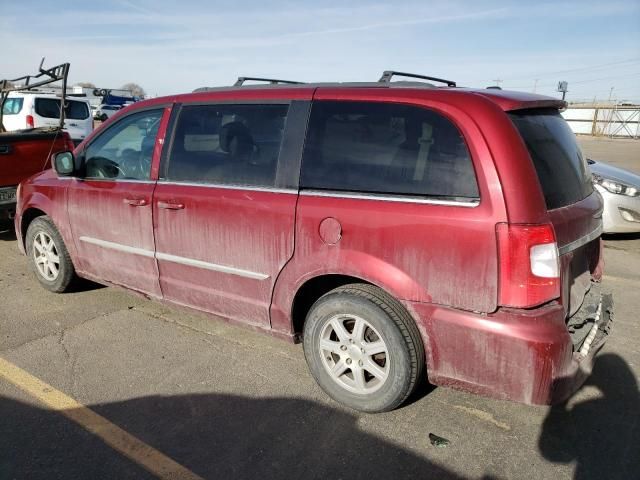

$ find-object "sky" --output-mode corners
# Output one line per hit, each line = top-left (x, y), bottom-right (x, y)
(1, 0), (639, 102)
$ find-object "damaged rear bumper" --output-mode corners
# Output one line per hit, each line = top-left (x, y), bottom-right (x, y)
(405, 285), (613, 405)
(553, 285), (613, 403)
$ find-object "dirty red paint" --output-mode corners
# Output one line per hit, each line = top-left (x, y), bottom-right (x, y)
(14, 84), (608, 405)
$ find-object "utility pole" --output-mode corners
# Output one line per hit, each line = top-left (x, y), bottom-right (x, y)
(492, 78), (503, 88)
(533, 79), (539, 93)
(608, 87), (614, 103)
(557, 81), (568, 101)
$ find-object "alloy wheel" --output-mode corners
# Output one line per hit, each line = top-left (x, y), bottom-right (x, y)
(319, 314), (390, 394)
(32, 231), (60, 281)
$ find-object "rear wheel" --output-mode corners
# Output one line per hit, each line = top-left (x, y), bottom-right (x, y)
(303, 283), (424, 413)
(26, 216), (75, 292)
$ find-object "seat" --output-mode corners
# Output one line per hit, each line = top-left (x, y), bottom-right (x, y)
(218, 121), (275, 186)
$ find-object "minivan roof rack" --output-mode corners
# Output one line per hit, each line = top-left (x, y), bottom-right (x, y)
(234, 76), (304, 87)
(378, 70), (456, 87)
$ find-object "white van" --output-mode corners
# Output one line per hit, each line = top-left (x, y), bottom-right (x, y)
(2, 93), (93, 145)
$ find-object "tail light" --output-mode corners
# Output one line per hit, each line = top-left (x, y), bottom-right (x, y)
(26, 115), (34, 128)
(63, 132), (75, 151)
(496, 223), (560, 308)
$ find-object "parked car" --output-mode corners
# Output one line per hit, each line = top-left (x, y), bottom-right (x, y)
(14, 72), (612, 412)
(94, 104), (121, 121)
(1, 62), (76, 221)
(2, 92), (92, 146)
(588, 159), (640, 233)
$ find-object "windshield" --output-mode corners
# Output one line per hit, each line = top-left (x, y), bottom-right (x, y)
(509, 109), (593, 210)
(35, 98), (90, 120)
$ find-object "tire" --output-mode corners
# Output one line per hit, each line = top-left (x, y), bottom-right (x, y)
(303, 283), (425, 413)
(25, 216), (76, 293)
(100, 114), (108, 122)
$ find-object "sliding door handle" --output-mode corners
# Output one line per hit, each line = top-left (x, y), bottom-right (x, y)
(157, 200), (185, 210)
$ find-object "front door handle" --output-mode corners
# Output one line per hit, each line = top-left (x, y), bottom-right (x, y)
(157, 200), (185, 210)
(124, 197), (148, 206)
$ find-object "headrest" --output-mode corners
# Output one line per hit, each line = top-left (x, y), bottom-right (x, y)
(219, 121), (253, 155)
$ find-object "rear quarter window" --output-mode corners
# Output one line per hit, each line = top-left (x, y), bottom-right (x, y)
(35, 98), (90, 120)
(2, 98), (23, 115)
(509, 109), (593, 209)
(300, 101), (479, 199)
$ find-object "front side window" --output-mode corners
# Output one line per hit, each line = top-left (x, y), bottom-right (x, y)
(35, 98), (90, 120)
(2, 98), (23, 115)
(164, 103), (289, 187)
(84, 109), (163, 180)
(300, 101), (479, 199)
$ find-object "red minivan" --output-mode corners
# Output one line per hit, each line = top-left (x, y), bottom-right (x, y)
(14, 72), (612, 412)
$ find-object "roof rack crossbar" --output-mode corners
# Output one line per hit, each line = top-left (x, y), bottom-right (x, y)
(234, 76), (304, 87)
(378, 70), (456, 87)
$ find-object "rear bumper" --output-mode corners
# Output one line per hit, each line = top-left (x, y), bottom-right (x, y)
(405, 287), (613, 405)
(0, 186), (17, 220)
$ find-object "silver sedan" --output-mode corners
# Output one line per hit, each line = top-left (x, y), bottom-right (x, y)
(588, 159), (640, 233)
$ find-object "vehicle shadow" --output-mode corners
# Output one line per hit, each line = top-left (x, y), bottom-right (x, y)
(0, 392), (499, 480)
(0, 220), (16, 241)
(603, 232), (640, 241)
(538, 353), (640, 480)
(66, 277), (107, 293)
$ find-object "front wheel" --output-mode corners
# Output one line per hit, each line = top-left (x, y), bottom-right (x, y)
(303, 284), (425, 413)
(25, 216), (76, 292)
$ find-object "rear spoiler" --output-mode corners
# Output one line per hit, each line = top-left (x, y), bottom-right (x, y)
(472, 90), (567, 112)
(0, 59), (70, 132)
(505, 99), (568, 112)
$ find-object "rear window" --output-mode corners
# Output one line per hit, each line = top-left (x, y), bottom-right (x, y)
(2, 98), (23, 115)
(300, 101), (479, 199)
(509, 109), (593, 209)
(35, 98), (90, 120)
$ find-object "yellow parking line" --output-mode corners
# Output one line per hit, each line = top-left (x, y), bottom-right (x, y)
(0, 356), (203, 480)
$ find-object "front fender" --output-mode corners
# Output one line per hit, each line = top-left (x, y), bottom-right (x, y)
(17, 184), (74, 261)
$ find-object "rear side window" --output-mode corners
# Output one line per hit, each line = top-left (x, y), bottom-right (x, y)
(164, 104), (289, 187)
(35, 98), (90, 120)
(300, 101), (479, 199)
(509, 109), (593, 209)
(2, 98), (23, 115)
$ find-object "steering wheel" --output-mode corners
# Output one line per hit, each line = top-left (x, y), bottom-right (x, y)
(86, 156), (126, 179)
(118, 148), (142, 177)
(119, 148), (153, 179)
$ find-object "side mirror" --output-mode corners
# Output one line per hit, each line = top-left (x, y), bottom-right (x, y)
(53, 151), (75, 176)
